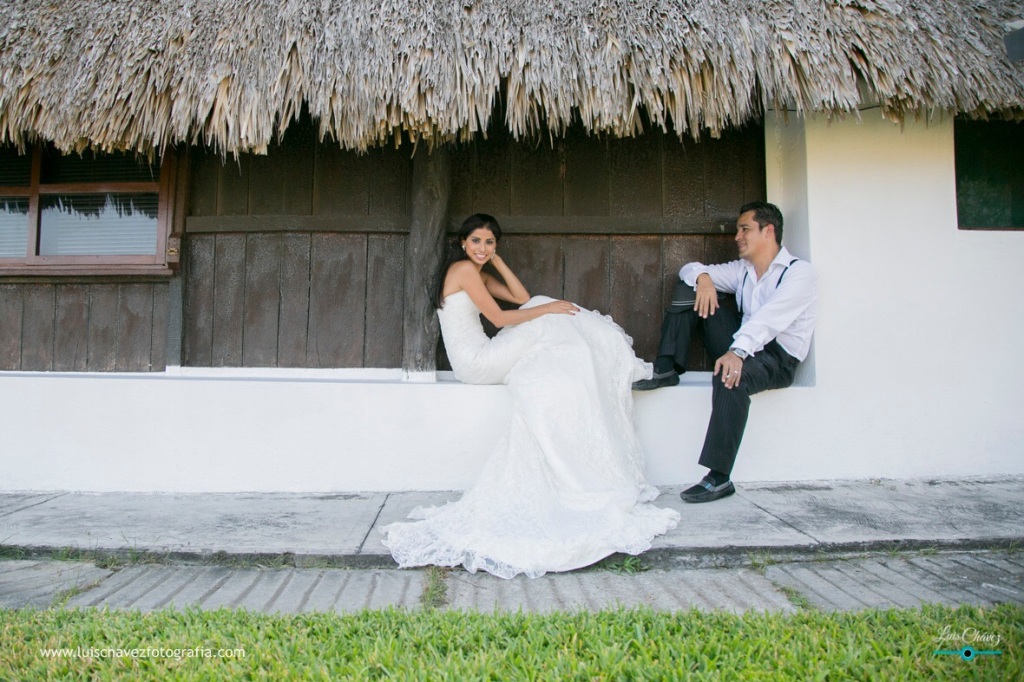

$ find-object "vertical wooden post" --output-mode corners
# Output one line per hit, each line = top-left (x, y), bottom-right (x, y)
(402, 145), (451, 376)
(165, 146), (190, 368)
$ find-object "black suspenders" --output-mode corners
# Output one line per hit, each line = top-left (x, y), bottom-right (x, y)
(738, 258), (798, 317)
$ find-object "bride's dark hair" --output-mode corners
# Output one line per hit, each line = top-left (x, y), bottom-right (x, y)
(434, 213), (502, 308)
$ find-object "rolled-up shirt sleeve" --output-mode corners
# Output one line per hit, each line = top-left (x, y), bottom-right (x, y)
(679, 260), (744, 293)
(731, 262), (817, 357)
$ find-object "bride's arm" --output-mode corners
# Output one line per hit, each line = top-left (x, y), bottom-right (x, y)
(447, 261), (577, 328)
(482, 254), (529, 305)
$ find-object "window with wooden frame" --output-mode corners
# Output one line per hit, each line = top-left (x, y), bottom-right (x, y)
(0, 145), (178, 274)
(954, 119), (1024, 230)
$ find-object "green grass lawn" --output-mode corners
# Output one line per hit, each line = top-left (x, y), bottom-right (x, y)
(2, 604), (1019, 680)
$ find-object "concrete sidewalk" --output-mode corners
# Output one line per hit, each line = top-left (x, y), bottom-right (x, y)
(1, 477), (1022, 613)
(3, 477), (1021, 566)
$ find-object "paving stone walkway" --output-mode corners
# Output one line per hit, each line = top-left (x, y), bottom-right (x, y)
(764, 551), (1024, 611)
(2, 550), (1021, 614)
(0, 560), (112, 609)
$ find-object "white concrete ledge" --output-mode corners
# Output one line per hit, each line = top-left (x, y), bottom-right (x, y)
(0, 366), (1015, 493)
(0, 368), (711, 492)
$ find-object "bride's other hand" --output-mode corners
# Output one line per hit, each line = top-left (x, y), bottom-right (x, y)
(541, 300), (579, 316)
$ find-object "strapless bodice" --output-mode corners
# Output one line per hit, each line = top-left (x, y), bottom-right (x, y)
(436, 290), (530, 385)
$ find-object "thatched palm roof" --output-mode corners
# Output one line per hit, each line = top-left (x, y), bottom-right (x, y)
(1, 0), (1022, 154)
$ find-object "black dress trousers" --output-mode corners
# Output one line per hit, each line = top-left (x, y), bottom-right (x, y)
(656, 307), (799, 476)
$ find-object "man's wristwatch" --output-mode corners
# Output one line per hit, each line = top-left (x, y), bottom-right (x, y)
(730, 347), (748, 359)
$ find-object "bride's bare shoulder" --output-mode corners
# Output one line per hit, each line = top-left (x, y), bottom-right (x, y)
(448, 260), (478, 276)
(445, 261), (482, 288)
(441, 261), (478, 300)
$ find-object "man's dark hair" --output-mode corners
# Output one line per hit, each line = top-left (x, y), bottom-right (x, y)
(739, 201), (783, 245)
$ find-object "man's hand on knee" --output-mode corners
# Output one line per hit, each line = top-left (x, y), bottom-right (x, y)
(714, 351), (743, 389)
(695, 273), (719, 318)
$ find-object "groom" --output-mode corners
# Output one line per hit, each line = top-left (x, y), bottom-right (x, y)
(634, 202), (818, 503)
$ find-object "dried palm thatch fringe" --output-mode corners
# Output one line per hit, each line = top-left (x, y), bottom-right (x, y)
(0, 0), (1021, 155)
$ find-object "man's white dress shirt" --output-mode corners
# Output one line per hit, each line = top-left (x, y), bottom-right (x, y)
(680, 246), (817, 361)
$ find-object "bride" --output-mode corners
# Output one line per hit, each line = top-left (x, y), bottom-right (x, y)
(381, 214), (679, 579)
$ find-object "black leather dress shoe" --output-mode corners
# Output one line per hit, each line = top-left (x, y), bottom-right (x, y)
(680, 477), (736, 503)
(632, 371), (680, 391)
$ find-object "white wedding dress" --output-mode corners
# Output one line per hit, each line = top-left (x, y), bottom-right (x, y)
(380, 291), (680, 579)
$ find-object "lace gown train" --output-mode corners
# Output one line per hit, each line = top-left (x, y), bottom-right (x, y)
(380, 291), (680, 579)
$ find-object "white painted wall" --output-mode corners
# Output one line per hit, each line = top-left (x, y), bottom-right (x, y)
(2, 113), (1022, 492)
(759, 111), (1024, 480)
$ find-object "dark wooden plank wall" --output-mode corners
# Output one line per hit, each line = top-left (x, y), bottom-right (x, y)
(185, 122), (410, 368)
(185, 122), (764, 370)
(448, 124), (765, 230)
(0, 282), (168, 371)
(183, 232), (406, 368)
